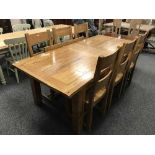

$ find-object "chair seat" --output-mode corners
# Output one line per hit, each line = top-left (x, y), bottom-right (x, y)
(115, 72), (123, 84)
(86, 87), (107, 105)
(130, 62), (134, 69)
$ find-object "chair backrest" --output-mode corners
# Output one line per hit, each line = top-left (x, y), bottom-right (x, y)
(89, 49), (119, 104)
(74, 22), (88, 38)
(112, 19), (122, 35)
(25, 30), (52, 57)
(22, 24), (31, 30)
(128, 19), (142, 36)
(44, 19), (54, 27)
(52, 26), (73, 44)
(12, 24), (31, 32)
(111, 40), (136, 84)
(130, 33), (147, 66)
(0, 27), (3, 34)
(4, 37), (29, 62)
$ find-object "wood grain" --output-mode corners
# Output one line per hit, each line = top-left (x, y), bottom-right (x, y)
(13, 35), (133, 97)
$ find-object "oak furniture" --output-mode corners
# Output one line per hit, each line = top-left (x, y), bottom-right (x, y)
(13, 35), (133, 134)
(52, 26), (73, 44)
(112, 19), (122, 35)
(85, 49), (119, 130)
(74, 22), (88, 38)
(107, 40), (136, 110)
(128, 19), (142, 36)
(25, 30), (52, 57)
(126, 33), (147, 85)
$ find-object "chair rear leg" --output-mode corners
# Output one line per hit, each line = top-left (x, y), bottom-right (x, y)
(86, 104), (93, 131)
(14, 68), (19, 83)
(0, 66), (6, 85)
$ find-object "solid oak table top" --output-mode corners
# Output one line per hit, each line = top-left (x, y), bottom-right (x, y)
(0, 24), (72, 51)
(13, 35), (132, 97)
(104, 22), (155, 32)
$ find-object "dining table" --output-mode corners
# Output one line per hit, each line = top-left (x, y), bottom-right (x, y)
(0, 24), (73, 53)
(13, 35), (134, 134)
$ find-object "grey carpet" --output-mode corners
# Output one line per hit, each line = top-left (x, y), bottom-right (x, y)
(0, 52), (155, 135)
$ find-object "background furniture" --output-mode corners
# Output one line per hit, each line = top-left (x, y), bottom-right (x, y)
(12, 24), (31, 32)
(4, 37), (29, 83)
(0, 19), (12, 33)
(112, 19), (122, 35)
(128, 19), (142, 36)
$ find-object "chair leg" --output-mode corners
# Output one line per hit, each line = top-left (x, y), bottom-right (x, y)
(118, 76), (126, 98)
(86, 104), (93, 131)
(14, 68), (19, 83)
(99, 93), (109, 114)
(6, 61), (10, 76)
(128, 67), (135, 86)
(107, 86), (114, 111)
(0, 65), (6, 85)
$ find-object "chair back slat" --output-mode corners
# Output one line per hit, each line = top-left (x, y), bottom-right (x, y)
(52, 26), (73, 44)
(74, 22), (88, 38)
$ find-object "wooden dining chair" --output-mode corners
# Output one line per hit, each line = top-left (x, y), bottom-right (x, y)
(112, 19), (122, 35)
(52, 26), (73, 44)
(84, 49), (119, 130)
(4, 37), (29, 83)
(128, 19), (142, 37)
(25, 30), (52, 57)
(74, 22), (88, 38)
(12, 24), (31, 32)
(126, 33), (147, 86)
(107, 40), (136, 110)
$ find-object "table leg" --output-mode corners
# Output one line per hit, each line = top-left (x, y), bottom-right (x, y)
(71, 88), (85, 134)
(0, 65), (6, 85)
(30, 78), (42, 106)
